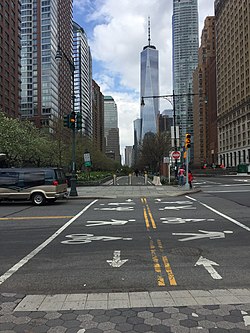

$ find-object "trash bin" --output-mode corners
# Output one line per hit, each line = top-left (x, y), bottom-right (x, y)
(237, 164), (248, 173)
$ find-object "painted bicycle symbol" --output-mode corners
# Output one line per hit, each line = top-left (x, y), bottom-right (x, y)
(61, 233), (132, 245)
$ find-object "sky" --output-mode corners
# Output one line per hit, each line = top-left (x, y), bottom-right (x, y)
(73, 0), (215, 161)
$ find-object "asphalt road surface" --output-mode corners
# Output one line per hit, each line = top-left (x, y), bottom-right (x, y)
(0, 185), (249, 294)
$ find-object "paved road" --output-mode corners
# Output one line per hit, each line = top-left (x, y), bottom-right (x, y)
(0, 177), (250, 332)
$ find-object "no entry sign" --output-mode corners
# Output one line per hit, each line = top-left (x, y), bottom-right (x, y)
(171, 151), (181, 159)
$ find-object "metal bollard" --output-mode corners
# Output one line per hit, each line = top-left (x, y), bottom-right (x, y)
(144, 173), (148, 185)
(128, 173), (132, 185)
(113, 174), (117, 185)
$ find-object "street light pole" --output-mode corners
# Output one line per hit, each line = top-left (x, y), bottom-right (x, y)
(55, 45), (78, 196)
(172, 90), (178, 179)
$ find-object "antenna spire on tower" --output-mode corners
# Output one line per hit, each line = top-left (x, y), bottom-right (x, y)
(148, 16), (151, 46)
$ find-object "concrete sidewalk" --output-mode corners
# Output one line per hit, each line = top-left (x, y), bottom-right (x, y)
(67, 185), (201, 199)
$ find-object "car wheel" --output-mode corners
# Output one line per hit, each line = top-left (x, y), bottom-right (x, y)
(32, 193), (46, 206)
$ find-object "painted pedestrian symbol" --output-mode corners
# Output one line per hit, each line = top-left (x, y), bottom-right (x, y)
(159, 205), (196, 211)
(161, 217), (215, 224)
(61, 234), (132, 244)
(86, 219), (135, 227)
(172, 230), (233, 242)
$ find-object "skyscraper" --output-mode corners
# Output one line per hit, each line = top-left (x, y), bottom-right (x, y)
(73, 21), (92, 138)
(140, 18), (159, 141)
(215, 0), (250, 167)
(0, 0), (21, 118)
(172, 0), (199, 146)
(104, 96), (121, 163)
(20, 0), (73, 130)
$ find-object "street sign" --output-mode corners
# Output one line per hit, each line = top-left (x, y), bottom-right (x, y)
(171, 151), (181, 159)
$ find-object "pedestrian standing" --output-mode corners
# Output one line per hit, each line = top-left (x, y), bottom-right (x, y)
(178, 166), (185, 186)
(188, 170), (193, 189)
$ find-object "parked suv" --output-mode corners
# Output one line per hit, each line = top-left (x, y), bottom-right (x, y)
(0, 168), (68, 205)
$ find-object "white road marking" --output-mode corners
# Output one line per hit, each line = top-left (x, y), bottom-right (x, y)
(187, 196), (250, 231)
(156, 200), (193, 204)
(241, 311), (250, 326)
(86, 219), (135, 226)
(106, 250), (128, 267)
(0, 200), (98, 285)
(159, 205), (196, 211)
(61, 234), (132, 244)
(160, 217), (215, 224)
(107, 202), (135, 205)
(195, 256), (222, 280)
(94, 207), (134, 211)
(172, 230), (233, 242)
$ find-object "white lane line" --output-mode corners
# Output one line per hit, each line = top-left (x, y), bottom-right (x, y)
(0, 200), (98, 285)
(186, 196), (250, 231)
(204, 190), (250, 193)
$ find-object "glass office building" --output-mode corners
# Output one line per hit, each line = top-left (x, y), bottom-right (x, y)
(140, 38), (159, 141)
(172, 0), (199, 145)
(73, 21), (92, 138)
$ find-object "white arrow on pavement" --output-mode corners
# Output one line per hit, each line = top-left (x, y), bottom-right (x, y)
(195, 256), (222, 279)
(160, 217), (215, 224)
(108, 202), (135, 206)
(159, 205), (196, 211)
(107, 250), (128, 268)
(86, 219), (135, 226)
(94, 207), (134, 211)
(172, 230), (233, 242)
(156, 200), (193, 204)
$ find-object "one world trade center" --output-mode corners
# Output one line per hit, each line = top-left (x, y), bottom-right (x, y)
(140, 18), (159, 142)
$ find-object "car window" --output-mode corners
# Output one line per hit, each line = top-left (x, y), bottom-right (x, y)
(23, 172), (45, 187)
(0, 172), (19, 186)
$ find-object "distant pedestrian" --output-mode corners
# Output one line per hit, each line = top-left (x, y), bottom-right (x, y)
(188, 170), (194, 189)
(178, 166), (185, 186)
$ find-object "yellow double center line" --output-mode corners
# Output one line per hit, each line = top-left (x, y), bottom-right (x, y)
(141, 197), (177, 286)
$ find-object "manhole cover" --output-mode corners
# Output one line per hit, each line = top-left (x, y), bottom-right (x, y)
(169, 247), (202, 256)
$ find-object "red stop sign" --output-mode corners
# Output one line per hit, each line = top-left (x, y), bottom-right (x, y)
(172, 151), (181, 159)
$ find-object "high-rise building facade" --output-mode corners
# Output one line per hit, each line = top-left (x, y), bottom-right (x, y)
(215, 0), (250, 167)
(0, 0), (21, 118)
(172, 0), (199, 147)
(193, 16), (217, 167)
(140, 19), (159, 141)
(104, 96), (120, 163)
(73, 21), (92, 138)
(20, 0), (73, 130)
(92, 80), (104, 152)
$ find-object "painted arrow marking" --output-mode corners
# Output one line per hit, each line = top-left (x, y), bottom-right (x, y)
(172, 230), (233, 242)
(61, 234), (132, 244)
(195, 256), (222, 279)
(156, 199), (193, 204)
(94, 207), (134, 211)
(86, 219), (135, 227)
(159, 205), (196, 211)
(107, 202), (135, 206)
(160, 217), (215, 224)
(107, 250), (128, 268)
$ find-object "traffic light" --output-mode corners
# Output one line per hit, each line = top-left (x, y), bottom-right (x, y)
(63, 114), (70, 128)
(76, 113), (83, 130)
(69, 112), (76, 129)
(185, 133), (191, 149)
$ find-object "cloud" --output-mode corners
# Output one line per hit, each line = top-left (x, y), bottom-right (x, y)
(73, 0), (215, 156)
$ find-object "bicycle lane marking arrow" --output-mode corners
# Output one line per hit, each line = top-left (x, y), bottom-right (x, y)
(195, 256), (222, 280)
(107, 250), (128, 268)
(172, 230), (233, 242)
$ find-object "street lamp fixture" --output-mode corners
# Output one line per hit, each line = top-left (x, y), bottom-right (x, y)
(55, 45), (78, 197)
